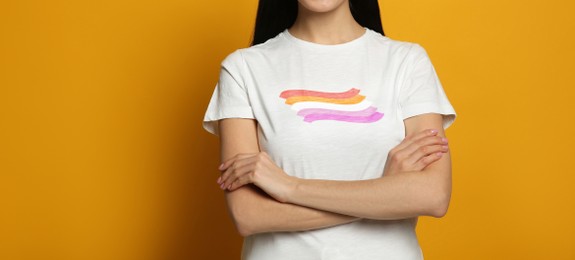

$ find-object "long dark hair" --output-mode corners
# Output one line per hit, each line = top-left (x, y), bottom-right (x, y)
(250, 0), (384, 46)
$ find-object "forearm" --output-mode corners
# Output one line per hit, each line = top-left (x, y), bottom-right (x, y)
(226, 184), (359, 236)
(286, 169), (451, 220)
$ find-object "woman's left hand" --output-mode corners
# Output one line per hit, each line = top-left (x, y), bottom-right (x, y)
(217, 151), (297, 203)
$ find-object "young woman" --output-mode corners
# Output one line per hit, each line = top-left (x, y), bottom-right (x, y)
(202, 0), (457, 259)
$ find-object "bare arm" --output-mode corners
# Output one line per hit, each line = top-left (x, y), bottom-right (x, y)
(218, 118), (358, 237)
(286, 113), (452, 219)
(220, 113), (453, 220)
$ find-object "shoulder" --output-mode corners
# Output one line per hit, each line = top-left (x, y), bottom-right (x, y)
(367, 30), (430, 62)
(219, 49), (244, 71)
(220, 31), (285, 69)
(231, 31), (286, 60)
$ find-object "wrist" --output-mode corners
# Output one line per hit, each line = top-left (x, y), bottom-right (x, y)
(282, 175), (300, 204)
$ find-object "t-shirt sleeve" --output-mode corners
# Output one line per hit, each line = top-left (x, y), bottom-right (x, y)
(202, 50), (255, 136)
(399, 43), (457, 130)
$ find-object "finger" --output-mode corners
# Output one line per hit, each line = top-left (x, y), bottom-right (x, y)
(395, 128), (439, 151)
(219, 152), (259, 171)
(413, 152), (444, 171)
(401, 135), (448, 159)
(218, 154), (258, 184)
(227, 172), (255, 191)
(218, 155), (257, 184)
(404, 144), (449, 166)
(390, 135), (446, 166)
(220, 158), (258, 190)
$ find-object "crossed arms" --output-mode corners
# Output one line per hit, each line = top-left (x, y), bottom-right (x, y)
(218, 113), (452, 236)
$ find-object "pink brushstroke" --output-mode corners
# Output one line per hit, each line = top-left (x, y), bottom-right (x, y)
(297, 106), (378, 117)
(303, 111), (384, 123)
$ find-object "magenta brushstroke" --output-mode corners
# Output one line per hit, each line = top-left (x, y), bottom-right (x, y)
(303, 111), (384, 123)
(297, 106), (378, 117)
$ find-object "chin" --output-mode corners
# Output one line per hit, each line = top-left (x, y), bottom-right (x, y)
(297, 0), (348, 13)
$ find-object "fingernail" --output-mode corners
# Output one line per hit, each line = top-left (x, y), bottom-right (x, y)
(430, 129), (438, 134)
(220, 183), (225, 189)
(218, 163), (224, 170)
(442, 145), (448, 150)
(436, 152), (443, 157)
(217, 176), (222, 184)
(442, 137), (448, 143)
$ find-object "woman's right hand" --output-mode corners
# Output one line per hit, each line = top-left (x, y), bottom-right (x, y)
(383, 129), (449, 176)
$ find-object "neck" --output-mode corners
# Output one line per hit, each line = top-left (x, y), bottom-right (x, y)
(289, 2), (365, 45)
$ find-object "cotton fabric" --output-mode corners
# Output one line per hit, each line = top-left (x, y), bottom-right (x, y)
(202, 27), (456, 260)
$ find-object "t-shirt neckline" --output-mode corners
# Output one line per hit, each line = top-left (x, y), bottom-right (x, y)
(282, 27), (371, 50)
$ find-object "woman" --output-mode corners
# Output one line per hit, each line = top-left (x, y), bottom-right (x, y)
(202, 0), (457, 259)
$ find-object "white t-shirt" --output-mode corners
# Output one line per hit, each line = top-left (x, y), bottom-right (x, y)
(202, 27), (457, 260)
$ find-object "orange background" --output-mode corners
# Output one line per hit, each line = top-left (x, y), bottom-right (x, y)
(1, 0), (574, 259)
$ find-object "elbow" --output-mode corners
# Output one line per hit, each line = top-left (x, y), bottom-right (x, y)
(237, 223), (253, 237)
(225, 187), (267, 237)
(429, 198), (449, 218)
(426, 187), (451, 218)
(421, 179), (451, 218)
(422, 169), (452, 218)
(229, 207), (255, 237)
(227, 198), (257, 237)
